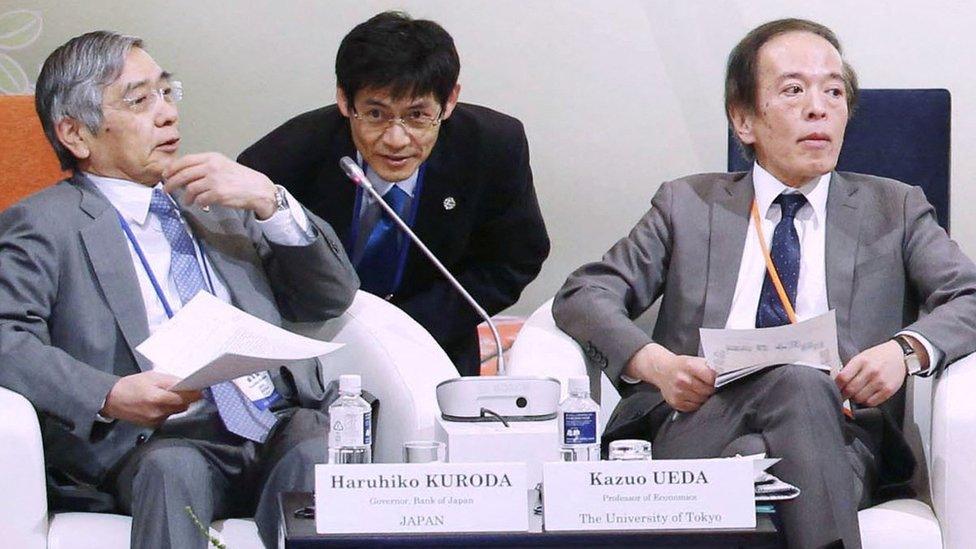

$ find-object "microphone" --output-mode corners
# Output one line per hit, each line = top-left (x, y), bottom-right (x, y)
(339, 156), (559, 423)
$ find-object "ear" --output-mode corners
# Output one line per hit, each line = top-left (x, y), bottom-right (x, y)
(729, 106), (756, 146)
(336, 87), (351, 118)
(55, 117), (92, 162)
(440, 83), (461, 120)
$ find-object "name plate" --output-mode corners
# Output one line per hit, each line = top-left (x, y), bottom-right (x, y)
(314, 462), (528, 534)
(543, 459), (755, 531)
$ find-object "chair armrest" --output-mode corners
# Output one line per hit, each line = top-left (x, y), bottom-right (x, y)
(0, 386), (48, 548)
(508, 299), (588, 400)
(286, 291), (458, 463)
(930, 351), (976, 549)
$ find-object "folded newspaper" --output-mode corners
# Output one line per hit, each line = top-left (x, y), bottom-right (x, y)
(730, 453), (801, 502)
(700, 311), (842, 387)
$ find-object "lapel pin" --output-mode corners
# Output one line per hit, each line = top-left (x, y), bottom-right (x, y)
(443, 197), (456, 210)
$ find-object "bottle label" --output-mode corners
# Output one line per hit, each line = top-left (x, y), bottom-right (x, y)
(562, 411), (597, 444)
(329, 406), (371, 447)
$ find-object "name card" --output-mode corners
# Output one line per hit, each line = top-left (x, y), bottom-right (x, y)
(543, 459), (755, 531)
(315, 462), (528, 534)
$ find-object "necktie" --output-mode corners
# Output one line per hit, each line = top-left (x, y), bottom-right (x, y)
(149, 189), (277, 442)
(358, 185), (410, 296)
(756, 193), (808, 328)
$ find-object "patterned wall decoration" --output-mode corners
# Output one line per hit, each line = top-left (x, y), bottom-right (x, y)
(0, 9), (42, 94)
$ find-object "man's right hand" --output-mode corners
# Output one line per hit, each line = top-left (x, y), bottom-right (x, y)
(625, 343), (716, 412)
(100, 371), (202, 427)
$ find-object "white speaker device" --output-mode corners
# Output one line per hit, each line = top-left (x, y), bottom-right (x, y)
(339, 157), (560, 423)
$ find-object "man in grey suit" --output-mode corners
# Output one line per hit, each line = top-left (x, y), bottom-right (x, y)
(0, 32), (358, 548)
(554, 18), (976, 549)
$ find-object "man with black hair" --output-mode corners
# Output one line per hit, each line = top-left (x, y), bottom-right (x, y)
(554, 18), (976, 549)
(240, 11), (550, 376)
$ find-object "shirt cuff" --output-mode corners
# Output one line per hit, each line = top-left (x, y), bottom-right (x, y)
(897, 330), (943, 374)
(95, 398), (115, 423)
(620, 374), (642, 385)
(254, 187), (315, 246)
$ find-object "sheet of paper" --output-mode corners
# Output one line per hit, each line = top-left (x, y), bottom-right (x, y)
(135, 292), (342, 391)
(699, 310), (842, 387)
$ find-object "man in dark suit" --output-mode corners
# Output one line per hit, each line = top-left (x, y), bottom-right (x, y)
(0, 31), (358, 548)
(553, 19), (976, 549)
(239, 11), (550, 376)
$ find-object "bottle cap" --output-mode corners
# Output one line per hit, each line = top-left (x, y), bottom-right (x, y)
(568, 376), (589, 394)
(339, 374), (362, 394)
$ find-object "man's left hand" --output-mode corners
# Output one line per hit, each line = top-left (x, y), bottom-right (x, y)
(163, 153), (278, 219)
(835, 340), (906, 407)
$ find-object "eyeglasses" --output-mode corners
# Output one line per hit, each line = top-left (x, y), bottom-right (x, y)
(352, 107), (442, 134)
(112, 80), (183, 113)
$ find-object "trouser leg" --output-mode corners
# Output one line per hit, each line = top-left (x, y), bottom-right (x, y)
(654, 365), (870, 549)
(252, 408), (330, 547)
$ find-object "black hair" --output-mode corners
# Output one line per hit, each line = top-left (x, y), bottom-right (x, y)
(336, 11), (460, 110)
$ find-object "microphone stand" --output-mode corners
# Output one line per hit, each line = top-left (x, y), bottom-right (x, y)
(340, 157), (506, 374)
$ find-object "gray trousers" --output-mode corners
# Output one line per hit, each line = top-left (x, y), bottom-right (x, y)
(653, 365), (877, 549)
(106, 405), (329, 549)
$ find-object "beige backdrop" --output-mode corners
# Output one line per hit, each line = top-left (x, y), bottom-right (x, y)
(3, 0), (972, 317)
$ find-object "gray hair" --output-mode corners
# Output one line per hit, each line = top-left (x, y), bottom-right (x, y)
(35, 31), (143, 170)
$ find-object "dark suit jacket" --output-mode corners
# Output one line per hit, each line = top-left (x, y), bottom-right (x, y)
(238, 103), (550, 375)
(0, 173), (359, 510)
(554, 170), (976, 496)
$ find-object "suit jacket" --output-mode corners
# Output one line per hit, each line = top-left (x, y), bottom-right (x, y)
(0, 173), (358, 509)
(238, 103), (550, 375)
(553, 170), (976, 490)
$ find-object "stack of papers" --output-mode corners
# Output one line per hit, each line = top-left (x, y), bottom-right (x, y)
(136, 292), (342, 391)
(700, 311), (842, 387)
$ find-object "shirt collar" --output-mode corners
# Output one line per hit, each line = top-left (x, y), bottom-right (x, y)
(84, 172), (170, 226)
(356, 152), (418, 199)
(752, 162), (830, 223)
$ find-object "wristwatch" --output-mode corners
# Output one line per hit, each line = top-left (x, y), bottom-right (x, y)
(273, 185), (289, 212)
(893, 335), (923, 375)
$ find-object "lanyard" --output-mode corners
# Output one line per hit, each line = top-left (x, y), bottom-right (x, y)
(750, 200), (798, 324)
(347, 160), (426, 294)
(116, 210), (216, 319)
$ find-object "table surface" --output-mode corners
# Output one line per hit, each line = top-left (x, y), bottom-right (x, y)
(279, 492), (784, 548)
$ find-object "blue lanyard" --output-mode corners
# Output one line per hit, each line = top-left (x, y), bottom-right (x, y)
(347, 160), (426, 294)
(115, 209), (216, 319)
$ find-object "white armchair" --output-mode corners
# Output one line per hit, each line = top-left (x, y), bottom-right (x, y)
(0, 291), (458, 549)
(508, 298), (976, 549)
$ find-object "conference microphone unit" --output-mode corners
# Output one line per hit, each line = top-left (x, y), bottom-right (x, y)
(339, 157), (559, 423)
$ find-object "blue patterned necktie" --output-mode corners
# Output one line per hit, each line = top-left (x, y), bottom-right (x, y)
(358, 185), (410, 296)
(149, 189), (277, 442)
(756, 193), (808, 328)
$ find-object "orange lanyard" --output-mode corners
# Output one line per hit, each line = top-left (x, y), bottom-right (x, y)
(750, 200), (798, 324)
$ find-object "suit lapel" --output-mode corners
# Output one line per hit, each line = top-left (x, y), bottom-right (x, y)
(703, 173), (754, 328)
(825, 172), (860, 341)
(320, 128), (359, 252)
(75, 174), (153, 371)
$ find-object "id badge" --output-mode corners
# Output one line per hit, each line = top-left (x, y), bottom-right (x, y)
(232, 372), (281, 410)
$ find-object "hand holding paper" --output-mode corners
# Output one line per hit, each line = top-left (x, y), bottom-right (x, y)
(136, 292), (342, 391)
(699, 311), (842, 387)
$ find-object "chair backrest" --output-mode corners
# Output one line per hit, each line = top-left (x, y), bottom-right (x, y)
(286, 291), (459, 463)
(728, 89), (951, 231)
(0, 95), (67, 210)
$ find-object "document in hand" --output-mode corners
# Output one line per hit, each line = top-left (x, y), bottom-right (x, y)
(135, 292), (342, 391)
(699, 311), (842, 388)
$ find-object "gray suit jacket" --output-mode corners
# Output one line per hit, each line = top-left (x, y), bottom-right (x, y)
(0, 173), (358, 505)
(554, 170), (976, 451)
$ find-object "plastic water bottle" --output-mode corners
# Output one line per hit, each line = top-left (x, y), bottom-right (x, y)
(558, 376), (601, 461)
(328, 374), (372, 464)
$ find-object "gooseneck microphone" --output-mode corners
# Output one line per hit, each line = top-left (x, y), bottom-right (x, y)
(339, 156), (560, 424)
(339, 156), (507, 375)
